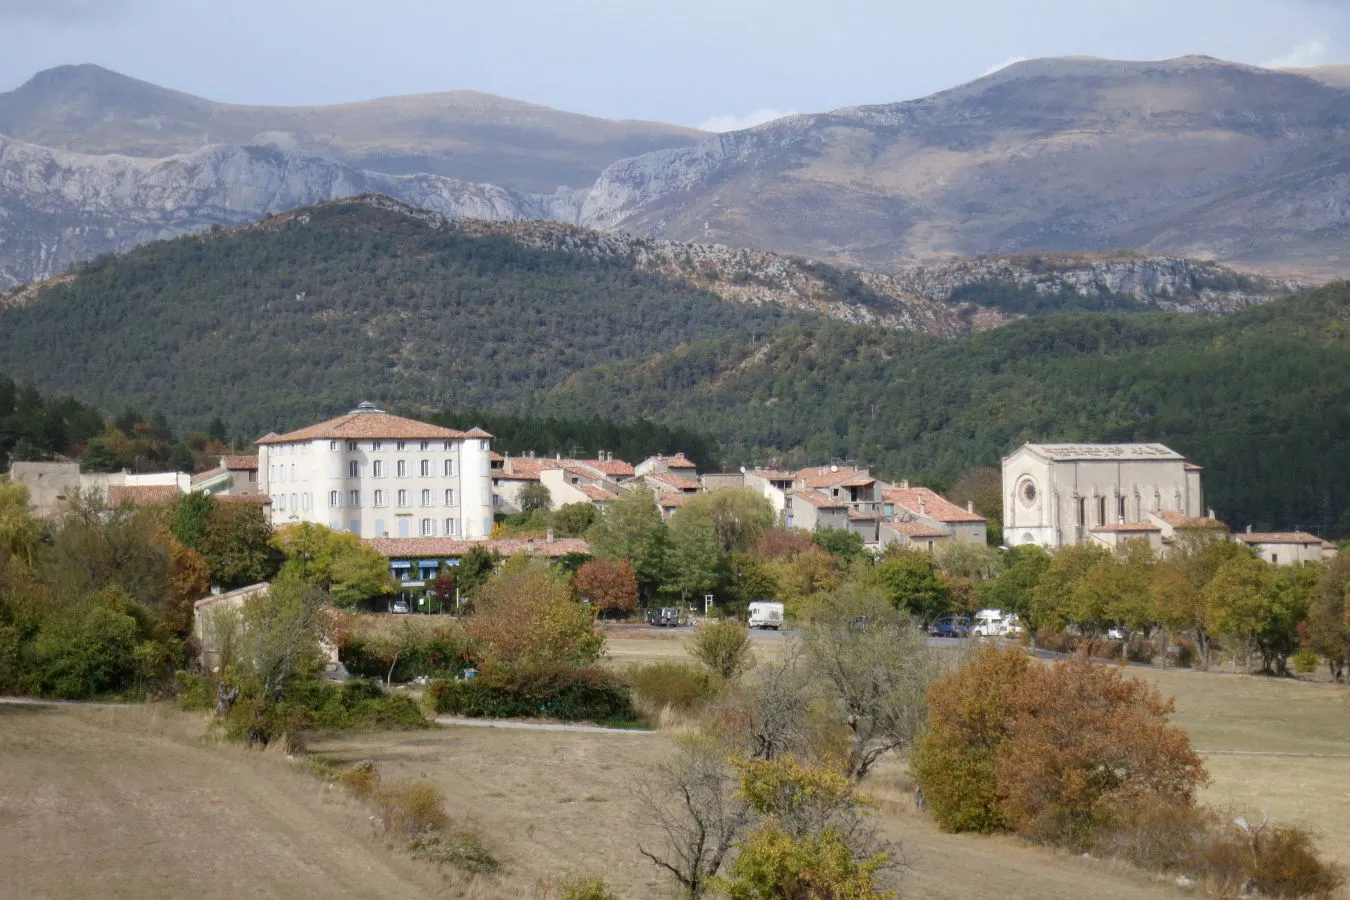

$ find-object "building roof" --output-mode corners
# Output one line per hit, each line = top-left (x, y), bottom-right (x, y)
(257, 403), (485, 444)
(1153, 510), (1227, 530)
(1017, 443), (1185, 462)
(796, 466), (869, 489)
(497, 457), (564, 481)
(191, 466), (227, 486)
(847, 508), (877, 521)
(579, 485), (620, 503)
(194, 582), (269, 612)
(881, 486), (986, 523)
(1090, 522), (1162, 533)
(363, 537), (589, 559)
(645, 471), (701, 492)
(1235, 532), (1325, 546)
(577, 457), (635, 478)
(838, 473), (876, 488)
(656, 453), (698, 469)
(882, 520), (952, 539)
(748, 468), (794, 481)
(216, 494), (271, 505)
(221, 455), (259, 471)
(107, 485), (183, 506)
(1183, 462), (1204, 471)
(657, 493), (691, 508)
(792, 490), (847, 509)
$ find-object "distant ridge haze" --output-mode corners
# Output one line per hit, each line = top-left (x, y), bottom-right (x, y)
(0, 64), (705, 192)
(2, 56), (1350, 284)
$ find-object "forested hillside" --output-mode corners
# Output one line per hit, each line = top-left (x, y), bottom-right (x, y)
(0, 201), (799, 435)
(538, 284), (1350, 536)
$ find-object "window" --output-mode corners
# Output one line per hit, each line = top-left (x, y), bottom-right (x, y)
(420, 518), (434, 536)
(348, 460), (360, 478)
(444, 518), (458, 536)
(290, 493), (297, 511)
(372, 441), (382, 452)
(290, 464), (296, 480)
(276, 465), (285, 483)
(483, 485), (492, 506)
(420, 441), (430, 451)
(397, 489), (408, 508)
(396, 441), (406, 452)
(420, 459), (431, 477)
(349, 490), (360, 508)
(444, 488), (456, 506)
(1097, 496), (1107, 526)
(372, 460), (385, 478)
(329, 490), (341, 508)
(303, 493), (311, 511)
(443, 459), (455, 477)
(1118, 495), (1127, 520)
(374, 489), (385, 507)
(1271, 553), (1279, 564)
(1077, 497), (1086, 526)
(277, 494), (286, 510)
(248, 470), (257, 483)
(396, 460), (408, 478)
(443, 441), (453, 451)
(493, 494), (502, 506)
(330, 440), (340, 451)
(421, 489), (432, 507)
(346, 440), (357, 452)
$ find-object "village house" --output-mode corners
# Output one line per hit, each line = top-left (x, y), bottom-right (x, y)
(635, 453), (699, 480)
(880, 482), (988, 546)
(363, 533), (590, 607)
(1003, 442), (1205, 549)
(10, 461), (191, 517)
(1234, 529), (1337, 566)
(490, 451), (634, 514)
(189, 455), (261, 497)
(256, 402), (494, 541)
(540, 466), (625, 511)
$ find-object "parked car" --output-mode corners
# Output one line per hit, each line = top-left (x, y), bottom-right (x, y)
(927, 616), (971, 638)
(1107, 626), (1128, 641)
(391, 599), (410, 614)
(972, 609), (1027, 638)
(646, 606), (682, 627)
(748, 601), (785, 630)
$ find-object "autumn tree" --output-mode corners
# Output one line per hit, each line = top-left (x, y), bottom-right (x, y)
(1202, 553), (1291, 672)
(199, 499), (281, 590)
(1029, 543), (1113, 638)
(1149, 526), (1244, 667)
(978, 544), (1050, 642)
(0, 481), (40, 569)
(665, 503), (722, 604)
(801, 587), (941, 781)
(864, 548), (951, 621)
(591, 487), (669, 601)
(271, 523), (393, 608)
(572, 557), (639, 618)
(455, 544), (499, 599)
(1306, 555), (1350, 681)
(552, 501), (598, 537)
(517, 481), (552, 514)
(680, 489), (776, 556)
(689, 618), (756, 681)
(462, 566), (603, 674)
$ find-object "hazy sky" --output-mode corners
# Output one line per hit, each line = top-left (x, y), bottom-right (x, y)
(0, 0), (1345, 130)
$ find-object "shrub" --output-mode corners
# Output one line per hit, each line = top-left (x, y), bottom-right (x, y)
(1125, 637), (1158, 664)
(173, 671), (215, 710)
(628, 662), (722, 714)
(1243, 823), (1344, 899)
(689, 618), (756, 682)
(408, 830), (500, 875)
(374, 780), (450, 837)
(1291, 647), (1319, 674)
(556, 875), (619, 900)
(429, 667), (635, 723)
(1173, 640), (1197, 669)
(911, 646), (1208, 849)
(341, 760), (381, 796)
(1035, 631), (1078, 654)
(32, 603), (140, 699)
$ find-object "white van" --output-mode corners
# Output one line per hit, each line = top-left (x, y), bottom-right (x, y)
(973, 609), (1023, 637)
(748, 601), (785, 630)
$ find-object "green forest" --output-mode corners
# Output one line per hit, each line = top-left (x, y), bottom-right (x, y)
(1, 198), (1347, 536)
(538, 284), (1350, 536)
(0, 201), (798, 435)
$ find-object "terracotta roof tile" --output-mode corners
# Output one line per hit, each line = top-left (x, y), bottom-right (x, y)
(258, 408), (478, 444)
(191, 466), (227, 486)
(363, 537), (589, 558)
(1235, 532), (1324, 545)
(221, 455), (259, 470)
(646, 472), (701, 492)
(577, 458), (635, 477)
(881, 486), (986, 523)
(748, 468), (794, 481)
(792, 490), (847, 509)
(1154, 510), (1227, 530)
(847, 508), (877, 521)
(579, 485), (620, 503)
(216, 494), (271, 505)
(108, 485), (183, 506)
(657, 493), (691, 508)
(838, 474), (876, 488)
(796, 466), (868, 489)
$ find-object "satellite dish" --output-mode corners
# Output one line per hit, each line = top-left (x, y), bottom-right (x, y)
(830, 464), (838, 472)
(739, 466), (746, 474)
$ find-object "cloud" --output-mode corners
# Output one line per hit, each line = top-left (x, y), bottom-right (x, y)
(697, 108), (796, 133)
(0, 0), (145, 24)
(983, 56), (1030, 76)
(1261, 38), (1332, 68)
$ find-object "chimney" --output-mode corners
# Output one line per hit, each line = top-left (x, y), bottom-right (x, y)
(1246, 524), (1253, 534)
(901, 479), (909, 490)
(967, 500), (975, 513)
(526, 538), (536, 553)
(546, 528), (555, 544)
(919, 496), (927, 515)
(1207, 508), (1216, 520)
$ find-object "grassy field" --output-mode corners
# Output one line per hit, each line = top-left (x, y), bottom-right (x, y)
(2, 631), (1346, 898)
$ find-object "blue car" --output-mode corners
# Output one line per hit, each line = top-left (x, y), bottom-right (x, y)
(927, 616), (971, 638)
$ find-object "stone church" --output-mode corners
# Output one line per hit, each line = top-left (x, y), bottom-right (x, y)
(1002, 443), (1205, 549)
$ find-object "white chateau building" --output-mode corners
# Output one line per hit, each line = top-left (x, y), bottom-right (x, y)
(1003, 442), (1204, 549)
(257, 402), (494, 540)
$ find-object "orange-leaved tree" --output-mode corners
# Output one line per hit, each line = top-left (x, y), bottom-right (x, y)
(571, 558), (638, 619)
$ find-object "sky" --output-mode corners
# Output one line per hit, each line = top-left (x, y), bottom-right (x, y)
(0, 0), (1346, 131)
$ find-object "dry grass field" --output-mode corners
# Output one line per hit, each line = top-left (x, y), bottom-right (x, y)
(2, 630), (1346, 899)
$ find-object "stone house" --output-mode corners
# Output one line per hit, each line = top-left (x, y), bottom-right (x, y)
(1234, 530), (1333, 566)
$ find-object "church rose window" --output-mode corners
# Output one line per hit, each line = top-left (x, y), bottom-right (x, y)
(1020, 479), (1038, 507)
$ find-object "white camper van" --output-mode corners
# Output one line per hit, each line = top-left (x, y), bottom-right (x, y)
(748, 601), (785, 630)
(973, 609), (1025, 638)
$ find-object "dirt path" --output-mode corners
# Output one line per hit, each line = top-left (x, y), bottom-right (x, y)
(0, 704), (448, 900)
(435, 715), (659, 734)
